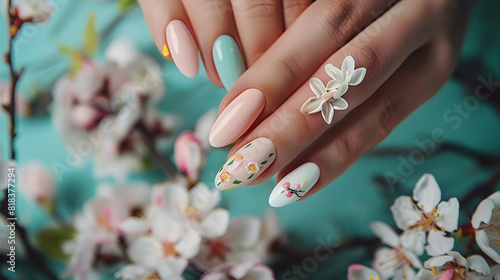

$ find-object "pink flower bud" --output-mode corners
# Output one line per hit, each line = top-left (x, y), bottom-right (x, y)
(174, 131), (204, 183)
(20, 162), (55, 206)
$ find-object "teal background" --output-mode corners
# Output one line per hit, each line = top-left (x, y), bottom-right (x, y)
(0, 0), (499, 279)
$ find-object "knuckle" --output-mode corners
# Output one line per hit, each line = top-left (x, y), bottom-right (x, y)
(231, 0), (281, 18)
(271, 53), (303, 84)
(283, 0), (310, 16)
(348, 42), (385, 80)
(374, 96), (400, 138)
(188, 0), (232, 18)
(328, 128), (362, 166)
(312, 0), (359, 48)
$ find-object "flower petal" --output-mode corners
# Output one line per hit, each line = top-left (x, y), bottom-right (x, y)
(393, 264), (417, 280)
(245, 264), (274, 280)
(435, 198), (459, 232)
(321, 102), (334, 124)
(152, 211), (183, 242)
(416, 269), (442, 280)
(326, 79), (342, 91)
(160, 180), (189, 214)
(325, 64), (342, 81)
(300, 97), (324, 114)
(372, 247), (398, 279)
(400, 229), (426, 256)
(488, 191), (500, 206)
(190, 182), (221, 215)
(119, 217), (149, 235)
(156, 257), (187, 280)
(402, 248), (423, 269)
(349, 68), (367, 86)
(335, 83), (349, 97)
(348, 264), (380, 280)
(476, 229), (500, 264)
(175, 229), (201, 259)
(412, 174), (441, 213)
(309, 78), (327, 97)
(342, 56), (355, 75)
(425, 230), (454, 256)
(424, 255), (454, 269)
(223, 217), (261, 249)
(467, 255), (490, 275)
(448, 251), (468, 269)
(116, 264), (152, 280)
(331, 97), (348, 110)
(370, 221), (400, 248)
(472, 197), (496, 228)
(201, 209), (230, 238)
(128, 236), (163, 268)
(390, 196), (421, 230)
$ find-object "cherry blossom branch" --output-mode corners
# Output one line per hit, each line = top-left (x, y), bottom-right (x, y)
(0, 2), (58, 279)
(135, 121), (176, 178)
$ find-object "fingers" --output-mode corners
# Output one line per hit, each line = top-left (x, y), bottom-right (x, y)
(213, 0), (432, 191)
(270, 43), (453, 207)
(182, 0), (245, 88)
(137, 0), (193, 64)
(231, 0), (284, 65)
(211, 0), (393, 147)
(282, 0), (312, 28)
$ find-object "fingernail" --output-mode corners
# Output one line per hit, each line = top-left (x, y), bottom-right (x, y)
(215, 138), (276, 191)
(268, 162), (320, 208)
(165, 20), (199, 78)
(213, 35), (246, 90)
(209, 88), (265, 148)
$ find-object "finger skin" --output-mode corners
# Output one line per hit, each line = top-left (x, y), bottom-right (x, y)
(231, 0), (284, 66)
(229, 0), (432, 186)
(282, 0), (312, 28)
(137, 0), (192, 61)
(182, 0), (243, 87)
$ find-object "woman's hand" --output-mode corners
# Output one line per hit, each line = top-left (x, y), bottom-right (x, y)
(211, 0), (474, 207)
(137, 0), (312, 89)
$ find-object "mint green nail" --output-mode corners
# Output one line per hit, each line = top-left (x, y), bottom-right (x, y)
(213, 35), (246, 90)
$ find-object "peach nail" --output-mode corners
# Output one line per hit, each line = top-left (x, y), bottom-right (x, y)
(165, 20), (199, 78)
(209, 88), (265, 148)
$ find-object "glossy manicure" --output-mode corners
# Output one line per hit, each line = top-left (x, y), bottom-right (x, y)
(165, 20), (199, 78)
(213, 35), (246, 89)
(215, 138), (276, 191)
(209, 88), (265, 148)
(269, 162), (320, 208)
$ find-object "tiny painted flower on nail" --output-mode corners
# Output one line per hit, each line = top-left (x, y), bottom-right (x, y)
(235, 154), (244, 161)
(220, 172), (231, 183)
(281, 181), (307, 198)
(246, 162), (260, 174)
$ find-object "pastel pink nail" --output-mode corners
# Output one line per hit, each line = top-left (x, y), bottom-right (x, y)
(165, 20), (199, 78)
(209, 88), (265, 148)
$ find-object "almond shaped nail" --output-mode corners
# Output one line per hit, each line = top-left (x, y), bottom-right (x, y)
(165, 20), (199, 78)
(269, 162), (320, 208)
(215, 138), (276, 191)
(209, 88), (265, 148)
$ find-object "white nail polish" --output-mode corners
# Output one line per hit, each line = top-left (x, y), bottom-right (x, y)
(268, 162), (320, 208)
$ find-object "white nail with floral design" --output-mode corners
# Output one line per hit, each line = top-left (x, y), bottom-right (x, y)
(301, 56), (366, 124)
(268, 162), (320, 208)
(215, 138), (276, 191)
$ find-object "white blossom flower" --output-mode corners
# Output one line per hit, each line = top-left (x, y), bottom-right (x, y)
(348, 264), (382, 280)
(390, 174), (459, 256)
(472, 191), (500, 263)
(200, 262), (274, 280)
(300, 78), (348, 124)
(120, 210), (201, 280)
(154, 181), (229, 239)
(417, 251), (491, 280)
(325, 55), (367, 96)
(12, 0), (53, 23)
(370, 221), (422, 280)
(192, 216), (268, 271)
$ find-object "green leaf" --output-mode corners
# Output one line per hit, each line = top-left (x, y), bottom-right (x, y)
(244, 143), (252, 148)
(118, 0), (137, 11)
(83, 12), (99, 56)
(217, 181), (221, 186)
(233, 180), (242, 184)
(269, 153), (274, 157)
(227, 159), (234, 166)
(247, 174), (254, 180)
(35, 226), (76, 261)
(58, 44), (83, 77)
(260, 160), (268, 165)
